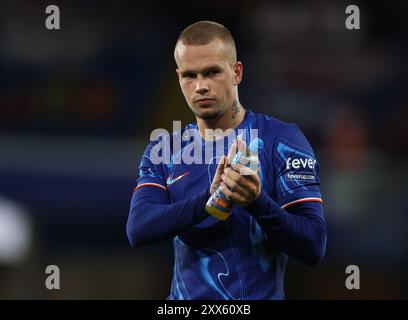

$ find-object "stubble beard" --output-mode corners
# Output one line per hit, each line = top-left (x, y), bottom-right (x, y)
(190, 103), (222, 120)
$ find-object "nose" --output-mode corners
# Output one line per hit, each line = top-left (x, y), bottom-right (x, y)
(195, 75), (209, 95)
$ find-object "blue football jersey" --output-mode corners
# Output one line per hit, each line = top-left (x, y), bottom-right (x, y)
(135, 109), (322, 299)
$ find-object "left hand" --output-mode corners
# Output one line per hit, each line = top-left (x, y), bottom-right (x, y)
(220, 163), (261, 207)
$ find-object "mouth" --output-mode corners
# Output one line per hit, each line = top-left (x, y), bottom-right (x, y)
(194, 98), (215, 106)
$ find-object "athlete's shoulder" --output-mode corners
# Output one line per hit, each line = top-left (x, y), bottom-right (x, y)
(145, 123), (197, 149)
(247, 109), (301, 141)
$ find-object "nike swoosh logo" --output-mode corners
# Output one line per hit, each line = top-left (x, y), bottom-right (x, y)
(166, 172), (189, 186)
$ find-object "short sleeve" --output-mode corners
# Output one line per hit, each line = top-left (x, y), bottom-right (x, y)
(273, 124), (323, 209)
(134, 141), (167, 192)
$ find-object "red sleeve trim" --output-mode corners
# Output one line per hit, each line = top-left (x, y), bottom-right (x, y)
(281, 197), (323, 209)
(134, 183), (167, 192)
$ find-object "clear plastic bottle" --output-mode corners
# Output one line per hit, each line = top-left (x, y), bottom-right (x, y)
(205, 138), (264, 220)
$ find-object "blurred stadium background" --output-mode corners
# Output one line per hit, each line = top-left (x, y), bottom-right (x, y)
(0, 0), (407, 299)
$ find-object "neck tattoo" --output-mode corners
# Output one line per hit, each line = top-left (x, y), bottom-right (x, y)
(232, 100), (241, 119)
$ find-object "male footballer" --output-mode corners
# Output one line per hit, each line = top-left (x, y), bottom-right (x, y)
(127, 21), (327, 299)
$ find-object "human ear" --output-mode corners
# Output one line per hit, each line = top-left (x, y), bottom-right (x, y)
(233, 62), (243, 85)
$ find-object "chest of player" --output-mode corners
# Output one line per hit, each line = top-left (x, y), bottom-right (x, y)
(163, 163), (212, 202)
(163, 151), (275, 203)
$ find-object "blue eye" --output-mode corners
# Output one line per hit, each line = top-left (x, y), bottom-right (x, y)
(208, 70), (220, 76)
(183, 73), (195, 79)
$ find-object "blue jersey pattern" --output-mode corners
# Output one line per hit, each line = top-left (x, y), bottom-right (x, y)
(136, 110), (322, 299)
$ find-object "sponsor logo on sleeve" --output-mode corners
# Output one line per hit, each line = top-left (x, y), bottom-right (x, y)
(285, 157), (317, 182)
(286, 157), (316, 170)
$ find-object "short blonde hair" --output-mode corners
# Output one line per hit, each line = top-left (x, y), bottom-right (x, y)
(175, 21), (237, 64)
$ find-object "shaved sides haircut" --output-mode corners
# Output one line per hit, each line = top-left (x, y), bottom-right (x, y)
(175, 21), (237, 64)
